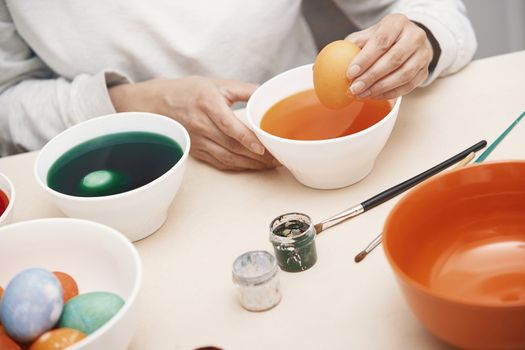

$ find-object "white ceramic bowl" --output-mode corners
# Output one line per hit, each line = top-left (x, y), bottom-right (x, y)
(0, 218), (142, 350)
(0, 173), (15, 226)
(34, 112), (191, 241)
(247, 64), (401, 189)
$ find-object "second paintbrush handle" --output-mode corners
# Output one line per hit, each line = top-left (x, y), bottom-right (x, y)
(361, 140), (486, 211)
(354, 152), (477, 263)
(314, 141), (486, 234)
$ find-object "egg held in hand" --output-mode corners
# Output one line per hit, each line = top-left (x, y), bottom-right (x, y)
(313, 40), (361, 109)
(0, 268), (63, 343)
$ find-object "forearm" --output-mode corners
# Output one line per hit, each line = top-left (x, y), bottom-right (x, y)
(0, 1), (132, 156)
(0, 71), (129, 156)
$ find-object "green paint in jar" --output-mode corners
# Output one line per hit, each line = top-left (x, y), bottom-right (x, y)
(269, 213), (317, 272)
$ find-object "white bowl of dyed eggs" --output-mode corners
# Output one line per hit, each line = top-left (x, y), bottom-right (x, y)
(247, 64), (401, 190)
(0, 173), (15, 226)
(34, 112), (191, 241)
(0, 218), (141, 349)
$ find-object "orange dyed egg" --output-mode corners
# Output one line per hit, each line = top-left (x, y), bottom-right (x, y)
(0, 285), (3, 301)
(0, 333), (21, 350)
(53, 272), (79, 303)
(0, 324), (6, 335)
(313, 40), (361, 109)
(30, 328), (86, 350)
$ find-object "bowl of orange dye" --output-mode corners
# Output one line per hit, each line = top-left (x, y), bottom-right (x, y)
(246, 64), (401, 189)
(383, 161), (525, 350)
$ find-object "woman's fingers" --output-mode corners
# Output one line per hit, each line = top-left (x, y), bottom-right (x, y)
(200, 86), (265, 156)
(183, 77), (277, 170)
(345, 14), (433, 99)
(345, 26), (373, 48)
(192, 149), (243, 172)
(227, 138), (278, 167)
(348, 35), (418, 96)
(213, 133), (278, 168)
(356, 49), (430, 99)
(346, 14), (406, 85)
(204, 139), (273, 170)
(371, 67), (429, 100)
(191, 135), (273, 171)
(194, 111), (277, 167)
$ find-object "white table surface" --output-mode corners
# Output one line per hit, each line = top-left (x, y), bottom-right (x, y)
(0, 51), (524, 350)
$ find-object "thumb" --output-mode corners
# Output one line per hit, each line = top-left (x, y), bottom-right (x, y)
(216, 79), (259, 103)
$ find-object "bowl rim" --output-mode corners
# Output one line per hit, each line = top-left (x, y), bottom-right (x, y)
(33, 112), (191, 202)
(0, 172), (15, 225)
(0, 217), (143, 349)
(246, 63), (402, 145)
(382, 160), (525, 308)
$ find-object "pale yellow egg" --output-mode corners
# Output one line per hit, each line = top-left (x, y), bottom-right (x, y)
(313, 40), (361, 109)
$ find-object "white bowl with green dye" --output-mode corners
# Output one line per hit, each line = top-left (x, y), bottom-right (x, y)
(34, 112), (191, 241)
(0, 218), (142, 350)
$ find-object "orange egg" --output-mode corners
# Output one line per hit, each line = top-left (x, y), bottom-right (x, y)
(53, 272), (79, 303)
(30, 328), (86, 350)
(313, 40), (361, 109)
(0, 333), (21, 350)
(0, 324), (6, 335)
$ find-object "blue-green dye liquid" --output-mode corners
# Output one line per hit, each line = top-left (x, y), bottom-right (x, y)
(47, 132), (183, 197)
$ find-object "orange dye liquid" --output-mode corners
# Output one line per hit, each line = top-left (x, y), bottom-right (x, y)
(260, 89), (391, 140)
(408, 192), (525, 305)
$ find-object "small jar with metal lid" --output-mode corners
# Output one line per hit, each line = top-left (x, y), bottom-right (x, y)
(232, 250), (281, 312)
(269, 212), (318, 272)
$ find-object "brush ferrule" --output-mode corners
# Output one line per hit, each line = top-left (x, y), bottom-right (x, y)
(364, 233), (383, 253)
(315, 204), (364, 233)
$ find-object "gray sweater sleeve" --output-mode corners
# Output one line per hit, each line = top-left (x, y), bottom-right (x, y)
(333, 0), (477, 85)
(0, 1), (129, 156)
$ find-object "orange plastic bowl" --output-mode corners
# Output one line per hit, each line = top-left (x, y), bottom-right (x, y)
(383, 161), (525, 350)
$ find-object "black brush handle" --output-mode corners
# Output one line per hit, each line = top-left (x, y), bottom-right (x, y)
(361, 140), (487, 211)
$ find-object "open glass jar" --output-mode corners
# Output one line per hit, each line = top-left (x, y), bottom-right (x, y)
(269, 213), (318, 272)
(232, 250), (281, 312)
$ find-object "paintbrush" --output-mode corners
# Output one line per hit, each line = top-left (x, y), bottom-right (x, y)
(314, 140), (486, 234)
(355, 110), (524, 263)
(354, 152), (476, 263)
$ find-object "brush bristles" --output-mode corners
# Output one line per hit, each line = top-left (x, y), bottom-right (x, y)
(354, 251), (367, 263)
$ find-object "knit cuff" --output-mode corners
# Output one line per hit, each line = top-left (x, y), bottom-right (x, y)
(72, 69), (133, 124)
(404, 12), (458, 86)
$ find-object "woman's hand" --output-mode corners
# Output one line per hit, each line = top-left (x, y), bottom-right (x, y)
(346, 14), (434, 100)
(109, 76), (278, 171)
